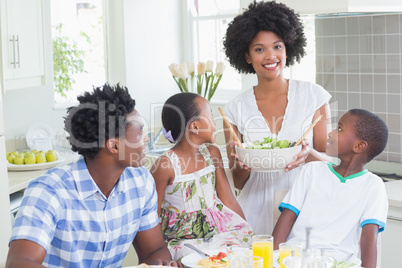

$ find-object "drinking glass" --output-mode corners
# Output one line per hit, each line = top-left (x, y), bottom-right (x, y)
(228, 255), (264, 268)
(227, 245), (252, 257)
(227, 245), (252, 267)
(279, 243), (302, 268)
(252, 235), (273, 268)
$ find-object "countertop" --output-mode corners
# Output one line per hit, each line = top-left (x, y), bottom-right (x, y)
(385, 180), (402, 208)
(8, 151), (80, 195)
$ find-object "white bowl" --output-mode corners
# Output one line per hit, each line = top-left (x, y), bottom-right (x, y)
(235, 144), (302, 172)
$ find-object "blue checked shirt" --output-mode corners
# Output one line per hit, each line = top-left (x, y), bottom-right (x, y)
(10, 157), (159, 267)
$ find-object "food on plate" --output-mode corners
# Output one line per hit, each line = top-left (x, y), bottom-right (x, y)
(197, 252), (227, 267)
(243, 136), (295, 149)
(6, 149), (59, 165)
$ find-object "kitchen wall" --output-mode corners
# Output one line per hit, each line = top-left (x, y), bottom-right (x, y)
(2, 0), (182, 149)
(315, 13), (402, 164)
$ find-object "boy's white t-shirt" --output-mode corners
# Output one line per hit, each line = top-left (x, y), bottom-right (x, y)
(279, 161), (388, 257)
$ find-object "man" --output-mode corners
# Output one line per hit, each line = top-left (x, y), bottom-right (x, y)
(7, 84), (177, 267)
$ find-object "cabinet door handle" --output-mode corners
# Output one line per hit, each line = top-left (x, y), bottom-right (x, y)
(15, 35), (20, 68)
(388, 216), (402, 222)
(9, 35), (16, 68)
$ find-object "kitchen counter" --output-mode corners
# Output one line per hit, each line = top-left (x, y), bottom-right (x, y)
(385, 180), (402, 208)
(8, 151), (80, 194)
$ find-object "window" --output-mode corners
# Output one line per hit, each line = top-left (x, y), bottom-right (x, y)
(51, 0), (106, 103)
(187, 0), (316, 100)
(188, 0), (242, 99)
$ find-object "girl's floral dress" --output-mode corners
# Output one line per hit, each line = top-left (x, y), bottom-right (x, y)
(160, 144), (254, 261)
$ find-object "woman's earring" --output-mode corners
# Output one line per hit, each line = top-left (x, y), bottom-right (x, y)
(196, 130), (199, 135)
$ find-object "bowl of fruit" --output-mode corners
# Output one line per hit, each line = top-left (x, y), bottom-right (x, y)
(235, 137), (301, 172)
(6, 149), (62, 171)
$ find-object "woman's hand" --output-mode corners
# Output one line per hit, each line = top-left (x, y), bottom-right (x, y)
(231, 141), (251, 171)
(285, 140), (310, 172)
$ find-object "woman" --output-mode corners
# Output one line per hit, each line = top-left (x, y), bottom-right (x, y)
(223, 1), (332, 234)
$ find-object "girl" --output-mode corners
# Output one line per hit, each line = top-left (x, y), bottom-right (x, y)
(223, 1), (332, 234)
(150, 92), (254, 261)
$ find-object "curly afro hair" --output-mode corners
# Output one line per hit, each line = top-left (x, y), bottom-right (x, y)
(223, 1), (307, 74)
(64, 83), (136, 159)
(348, 109), (388, 162)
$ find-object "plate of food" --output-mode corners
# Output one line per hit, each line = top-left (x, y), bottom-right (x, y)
(236, 136), (301, 172)
(181, 248), (227, 268)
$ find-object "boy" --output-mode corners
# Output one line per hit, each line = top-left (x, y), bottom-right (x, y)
(6, 84), (176, 267)
(272, 109), (389, 268)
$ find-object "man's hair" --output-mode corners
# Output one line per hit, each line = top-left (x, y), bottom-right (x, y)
(64, 83), (135, 159)
(162, 92), (201, 143)
(223, 1), (306, 74)
(349, 109), (388, 162)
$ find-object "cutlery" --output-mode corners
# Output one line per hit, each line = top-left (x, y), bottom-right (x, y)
(294, 115), (323, 147)
(218, 107), (243, 148)
(184, 243), (211, 258)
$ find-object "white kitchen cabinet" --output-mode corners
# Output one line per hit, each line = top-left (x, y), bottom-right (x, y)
(382, 206), (402, 267)
(382, 180), (402, 267)
(277, 0), (402, 14)
(0, 138), (12, 263)
(0, 0), (46, 90)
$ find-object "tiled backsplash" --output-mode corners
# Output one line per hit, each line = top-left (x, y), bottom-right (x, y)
(315, 13), (402, 163)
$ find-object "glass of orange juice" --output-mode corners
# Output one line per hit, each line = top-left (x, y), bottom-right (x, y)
(252, 235), (273, 268)
(279, 243), (302, 268)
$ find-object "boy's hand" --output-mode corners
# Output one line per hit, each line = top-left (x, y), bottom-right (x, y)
(285, 140), (310, 172)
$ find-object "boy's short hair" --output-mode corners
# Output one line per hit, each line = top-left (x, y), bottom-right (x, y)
(349, 109), (388, 162)
(64, 83), (135, 159)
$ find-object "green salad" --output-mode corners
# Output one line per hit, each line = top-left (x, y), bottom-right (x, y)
(244, 136), (295, 149)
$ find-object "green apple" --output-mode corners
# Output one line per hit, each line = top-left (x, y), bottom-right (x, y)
(19, 151), (29, 157)
(14, 155), (25, 165)
(24, 152), (36, 165)
(31, 150), (38, 154)
(45, 150), (58, 162)
(10, 151), (18, 156)
(35, 151), (46, 164)
(6, 153), (15, 164)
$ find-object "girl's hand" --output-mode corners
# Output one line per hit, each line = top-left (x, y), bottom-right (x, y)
(231, 141), (251, 171)
(285, 140), (310, 172)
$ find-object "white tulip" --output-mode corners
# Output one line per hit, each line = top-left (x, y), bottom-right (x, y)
(178, 64), (187, 80)
(215, 62), (226, 76)
(168, 63), (179, 77)
(187, 62), (195, 75)
(197, 62), (206, 75)
(206, 60), (214, 72)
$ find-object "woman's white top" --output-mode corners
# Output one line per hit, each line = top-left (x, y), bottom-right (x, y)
(224, 79), (331, 234)
(280, 161), (388, 258)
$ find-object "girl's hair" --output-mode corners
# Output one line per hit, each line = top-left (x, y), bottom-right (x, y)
(162, 92), (201, 143)
(64, 83), (135, 159)
(223, 1), (306, 74)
